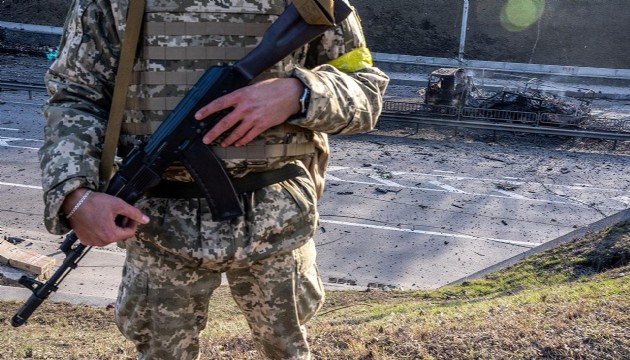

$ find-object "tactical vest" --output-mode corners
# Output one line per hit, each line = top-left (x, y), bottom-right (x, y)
(117, 0), (319, 182)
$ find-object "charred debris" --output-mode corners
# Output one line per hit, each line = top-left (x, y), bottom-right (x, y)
(416, 67), (592, 127)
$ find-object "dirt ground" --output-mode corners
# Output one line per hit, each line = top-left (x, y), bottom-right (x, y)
(1, 0), (629, 69)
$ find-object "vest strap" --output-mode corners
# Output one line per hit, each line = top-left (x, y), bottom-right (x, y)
(100, 0), (146, 190)
(211, 142), (315, 161)
(145, 22), (270, 36)
(146, 163), (307, 198)
(122, 122), (308, 136)
(292, 0), (335, 26)
(131, 70), (204, 86)
(143, 45), (252, 60)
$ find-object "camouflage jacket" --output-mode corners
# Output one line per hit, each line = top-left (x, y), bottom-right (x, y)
(39, 0), (389, 234)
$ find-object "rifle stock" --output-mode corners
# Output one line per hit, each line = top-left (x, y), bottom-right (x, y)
(11, 1), (352, 327)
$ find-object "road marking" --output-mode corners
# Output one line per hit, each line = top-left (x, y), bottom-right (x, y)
(327, 174), (579, 206)
(329, 167), (622, 192)
(428, 180), (466, 193)
(434, 170), (457, 174)
(327, 173), (375, 186)
(0, 181), (41, 190)
(368, 175), (404, 187)
(494, 189), (532, 199)
(0, 127), (19, 131)
(0, 136), (41, 150)
(319, 219), (537, 248)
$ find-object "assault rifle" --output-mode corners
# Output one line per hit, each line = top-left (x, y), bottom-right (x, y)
(11, 1), (352, 327)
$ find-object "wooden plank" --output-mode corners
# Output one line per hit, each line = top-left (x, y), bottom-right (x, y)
(0, 239), (56, 278)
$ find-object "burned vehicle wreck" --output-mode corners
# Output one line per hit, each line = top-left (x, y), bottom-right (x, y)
(418, 67), (592, 127)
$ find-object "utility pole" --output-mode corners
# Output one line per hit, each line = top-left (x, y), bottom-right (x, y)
(458, 0), (470, 62)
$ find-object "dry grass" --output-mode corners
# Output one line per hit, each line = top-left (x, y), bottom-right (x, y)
(1, 221), (629, 359)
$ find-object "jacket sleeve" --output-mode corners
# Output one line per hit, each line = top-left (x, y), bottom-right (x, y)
(38, 0), (120, 234)
(288, 3), (389, 134)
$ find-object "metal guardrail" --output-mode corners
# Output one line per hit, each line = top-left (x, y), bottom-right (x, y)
(0, 21), (63, 35)
(381, 101), (630, 142)
(0, 81), (45, 92)
(2, 80), (629, 142)
(373, 53), (630, 81)
(0, 81), (46, 100)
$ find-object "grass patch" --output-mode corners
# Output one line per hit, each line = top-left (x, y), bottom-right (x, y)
(1, 221), (629, 359)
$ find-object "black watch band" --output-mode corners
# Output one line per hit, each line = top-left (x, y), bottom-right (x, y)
(299, 86), (311, 115)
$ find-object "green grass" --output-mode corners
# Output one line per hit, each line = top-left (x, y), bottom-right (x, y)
(1, 221), (629, 359)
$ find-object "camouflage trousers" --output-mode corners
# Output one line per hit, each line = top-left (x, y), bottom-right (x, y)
(114, 175), (325, 359)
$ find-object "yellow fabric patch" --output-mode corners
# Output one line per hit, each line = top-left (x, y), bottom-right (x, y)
(327, 46), (373, 73)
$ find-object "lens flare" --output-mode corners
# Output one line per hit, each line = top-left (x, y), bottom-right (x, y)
(500, 0), (545, 32)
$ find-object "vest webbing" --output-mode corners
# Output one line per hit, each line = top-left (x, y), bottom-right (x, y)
(211, 142), (315, 162)
(120, 1), (315, 165)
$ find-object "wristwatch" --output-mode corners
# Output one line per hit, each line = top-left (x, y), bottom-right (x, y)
(298, 86), (311, 115)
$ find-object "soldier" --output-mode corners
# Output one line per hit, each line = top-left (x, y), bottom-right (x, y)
(39, 0), (388, 358)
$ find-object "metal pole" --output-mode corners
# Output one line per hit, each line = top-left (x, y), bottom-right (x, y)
(458, 0), (470, 62)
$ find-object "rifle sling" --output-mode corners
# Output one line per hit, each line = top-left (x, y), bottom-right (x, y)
(146, 164), (306, 199)
(99, 0), (145, 190)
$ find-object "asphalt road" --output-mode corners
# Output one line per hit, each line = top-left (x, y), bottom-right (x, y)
(2, 58), (630, 305)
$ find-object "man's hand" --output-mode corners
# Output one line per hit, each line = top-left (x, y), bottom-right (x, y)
(62, 188), (150, 247)
(195, 77), (304, 147)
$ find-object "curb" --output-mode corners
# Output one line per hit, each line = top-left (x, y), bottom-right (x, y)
(449, 208), (630, 286)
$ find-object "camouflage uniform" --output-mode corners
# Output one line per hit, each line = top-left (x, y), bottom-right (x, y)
(39, 0), (388, 358)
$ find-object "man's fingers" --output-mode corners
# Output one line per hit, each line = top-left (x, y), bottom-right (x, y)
(195, 93), (234, 120)
(233, 124), (266, 147)
(112, 222), (140, 241)
(194, 101), (219, 120)
(218, 121), (258, 147)
(202, 109), (244, 145)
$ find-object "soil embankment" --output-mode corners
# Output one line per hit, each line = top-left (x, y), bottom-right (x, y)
(1, 0), (629, 68)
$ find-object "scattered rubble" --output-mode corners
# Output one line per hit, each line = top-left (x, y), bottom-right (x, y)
(0, 237), (56, 284)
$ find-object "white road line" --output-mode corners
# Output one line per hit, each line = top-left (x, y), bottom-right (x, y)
(0, 181), (41, 189)
(494, 189), (532, 199)
(328, 167), (621, 192)
(327, 175), (579, 206)
(319, 219), (537, 248)
(0, 144), (40, 150)
(433, 170), (457, 174)
(368, 175), (404, 187)
(0, 127), (19, 131)
(428, 180), (467, 194)
(0, 136), (42, 142)
(327, 173), (376, 186)
(0, 136), (42, 150)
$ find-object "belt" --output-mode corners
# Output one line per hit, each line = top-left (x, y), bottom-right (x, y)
(145, 163), (306, 199)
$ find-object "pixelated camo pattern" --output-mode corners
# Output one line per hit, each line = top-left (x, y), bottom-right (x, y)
(116, 238), (323, 359)
(133, 168), (318, 269)
(39, 0), (387, 358)
(40, 0), (388, 234)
